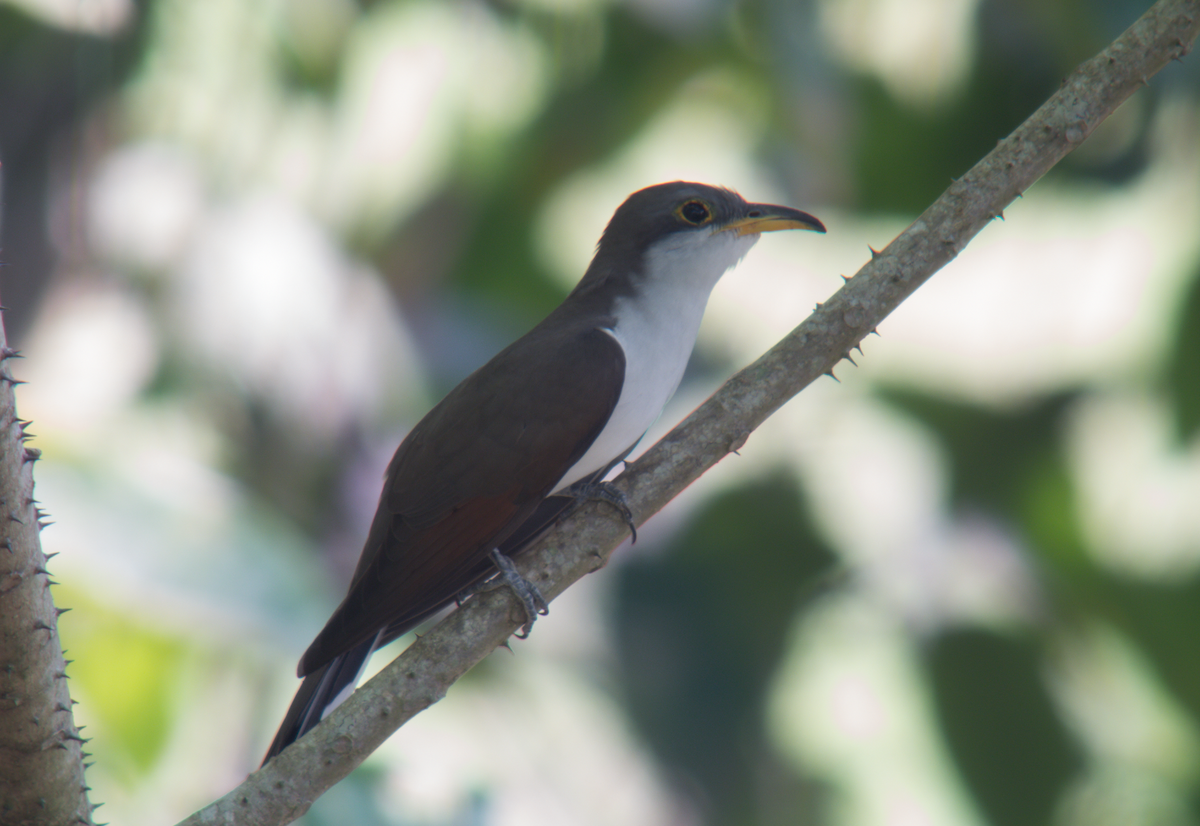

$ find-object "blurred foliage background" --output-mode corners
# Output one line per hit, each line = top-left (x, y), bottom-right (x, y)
(1, 0), (1199, 824)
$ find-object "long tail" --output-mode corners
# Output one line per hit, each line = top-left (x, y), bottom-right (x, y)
(262, 633), (379, 764)
(261, 482), (611, 763)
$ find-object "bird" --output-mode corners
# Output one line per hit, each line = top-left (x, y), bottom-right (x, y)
(263, 181), (824, 762)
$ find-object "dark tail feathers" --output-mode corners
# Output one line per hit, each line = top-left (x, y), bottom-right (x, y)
(262, 634), (378, 764)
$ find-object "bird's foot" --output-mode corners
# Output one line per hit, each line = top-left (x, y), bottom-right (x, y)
(484, 549), (549, 638)
(567, 480), (637, 543)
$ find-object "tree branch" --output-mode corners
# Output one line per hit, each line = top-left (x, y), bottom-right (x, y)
(0, 312), (94, 826)
(180, 1), (1200, 823)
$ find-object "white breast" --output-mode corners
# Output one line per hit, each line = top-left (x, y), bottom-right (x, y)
(553, 228), (759, 492)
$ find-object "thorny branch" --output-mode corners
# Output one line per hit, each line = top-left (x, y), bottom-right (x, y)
(181, 2), (1200, 824)
(0, 317), (94, 825)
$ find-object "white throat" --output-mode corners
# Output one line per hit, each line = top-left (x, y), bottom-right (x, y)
(554, 228), (759, 491)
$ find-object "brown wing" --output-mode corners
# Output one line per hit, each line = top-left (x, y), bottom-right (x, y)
(298, 321), (624, 675)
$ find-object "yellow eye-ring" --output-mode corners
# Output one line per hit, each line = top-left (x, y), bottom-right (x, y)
(676, 200), (713, 225)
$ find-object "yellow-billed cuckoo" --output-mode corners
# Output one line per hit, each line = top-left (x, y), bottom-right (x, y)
(263, 181), (824, 761)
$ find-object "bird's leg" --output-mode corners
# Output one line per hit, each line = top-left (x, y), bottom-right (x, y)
(566, 480), (638, 543)
(477, 548), (549, 638)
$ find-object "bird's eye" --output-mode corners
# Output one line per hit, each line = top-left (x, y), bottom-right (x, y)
(678, 200), (712, 225)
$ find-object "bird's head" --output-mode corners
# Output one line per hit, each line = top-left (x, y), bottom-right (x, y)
(585, 181), (825, 296)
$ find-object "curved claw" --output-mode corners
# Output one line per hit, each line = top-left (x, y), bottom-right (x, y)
(567, 480), (637, 543)
(488, 549), (549, 638)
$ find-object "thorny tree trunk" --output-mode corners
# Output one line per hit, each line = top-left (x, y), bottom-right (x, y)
(0, 308), (93, 826)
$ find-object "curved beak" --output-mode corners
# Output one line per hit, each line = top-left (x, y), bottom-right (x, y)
(723, 203), (826, 237)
